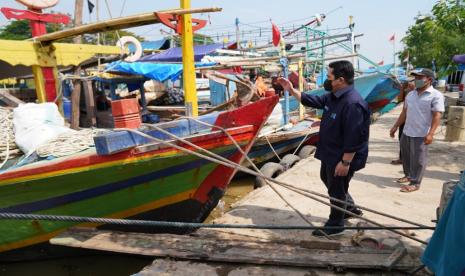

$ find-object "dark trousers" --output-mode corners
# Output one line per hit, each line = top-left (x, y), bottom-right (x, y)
(398, 124), (404, 160)
(320, 162), (356, 226)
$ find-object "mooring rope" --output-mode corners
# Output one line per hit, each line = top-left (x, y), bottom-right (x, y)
(119, 124), (430, 244)
(0, 213), (434, 231)
(173, 117), (330, 238)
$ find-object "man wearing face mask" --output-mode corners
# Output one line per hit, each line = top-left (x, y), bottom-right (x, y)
(277, 60), (370, 236)
(390, 68), (444, 192)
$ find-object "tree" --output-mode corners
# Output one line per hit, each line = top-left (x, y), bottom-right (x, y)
(401, 0), (465, 76)
(90, 30), (146, 45)
(0, 20), (31, 40)
(0, 17), (145, 45)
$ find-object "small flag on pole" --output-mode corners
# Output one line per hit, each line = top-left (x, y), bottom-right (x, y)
(87, 0), (95, 14)
(389, 34), (395, 43)
(272, 23), (281, 47)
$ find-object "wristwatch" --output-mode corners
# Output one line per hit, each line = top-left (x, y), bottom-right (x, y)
(341, 160), (351, 167)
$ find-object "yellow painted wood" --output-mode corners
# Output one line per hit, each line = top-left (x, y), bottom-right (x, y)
(298, 59), (305, 120)
(53, 43), (125, 66)
(180, 0), (198, 117)
(0, 40), (123, 67)
(31, 65), (47, 103)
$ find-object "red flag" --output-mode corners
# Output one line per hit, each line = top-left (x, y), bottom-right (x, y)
(378, 60), (384, 65)
(272, 23), (281, 46)
(389, 34), (395, 42)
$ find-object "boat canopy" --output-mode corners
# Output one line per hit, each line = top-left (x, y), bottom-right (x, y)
(453, 54), (465, 65)
(107, 61), (215, 82)
(139, 43), (234, 62)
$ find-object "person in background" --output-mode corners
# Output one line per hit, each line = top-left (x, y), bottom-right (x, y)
(389, 68), (444, 192)
(277, 60), (370, 236)
(391, 78), (416, 165)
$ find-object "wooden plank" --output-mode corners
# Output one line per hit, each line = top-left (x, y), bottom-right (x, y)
(70, 79), (81, 129)
(0, 89), (24, 107)
(50, 229), (417, 270)
(82, 80), (97, 127)
(33, 8), (222, 43)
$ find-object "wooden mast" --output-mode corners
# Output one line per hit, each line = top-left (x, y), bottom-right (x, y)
(180, 0), (198, 117)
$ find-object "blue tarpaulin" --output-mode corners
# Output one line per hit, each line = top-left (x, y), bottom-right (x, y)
(139, 43), (230, 62)
(127, 39), (170, 53)
(107, 61), (215, 82)
(422, 172), (465, 276)
(453, 54), (465, 65)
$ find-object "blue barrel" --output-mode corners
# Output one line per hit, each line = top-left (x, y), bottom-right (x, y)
(63, 97), (71, 121)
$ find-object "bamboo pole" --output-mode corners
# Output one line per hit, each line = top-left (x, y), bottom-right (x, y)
(198, 54), (359, 70)
(32, 7), (222, 43)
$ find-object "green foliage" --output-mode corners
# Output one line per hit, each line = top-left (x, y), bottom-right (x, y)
(93, 30), (146, 45)
(401, 0), (465, 76)
(0, 20), (31, 40)
(0, 15), (145, 45)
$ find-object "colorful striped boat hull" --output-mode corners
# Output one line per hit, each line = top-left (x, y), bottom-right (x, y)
(0, 96), (278, 255)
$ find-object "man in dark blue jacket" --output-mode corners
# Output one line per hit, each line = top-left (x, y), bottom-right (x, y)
(278, 60), (370, 236)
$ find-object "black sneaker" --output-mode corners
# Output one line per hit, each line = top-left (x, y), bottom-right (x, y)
(312, 226), (345, 237)
(344, 208), (363, 220)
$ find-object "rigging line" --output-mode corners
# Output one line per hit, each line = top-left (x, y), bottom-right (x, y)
(119, 0), (127, 17)
(119, 126), (428, 245)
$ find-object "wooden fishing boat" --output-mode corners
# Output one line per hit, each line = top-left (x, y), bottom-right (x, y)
(245, 119), (320, 166)
(0, 96), (278, 254)
(286, 72), (396, 113)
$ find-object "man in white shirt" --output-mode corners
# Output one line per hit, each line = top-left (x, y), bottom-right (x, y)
(390, 68), (445, 192)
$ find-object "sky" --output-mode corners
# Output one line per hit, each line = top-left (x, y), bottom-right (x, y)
(0, 0), (438, 68)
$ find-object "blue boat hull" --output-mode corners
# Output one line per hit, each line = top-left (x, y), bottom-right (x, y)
(282, 72), (400, 114)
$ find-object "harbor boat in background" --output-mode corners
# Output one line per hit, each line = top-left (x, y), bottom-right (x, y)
(0, 96), (278, 254)
(286, 72), (401, 114)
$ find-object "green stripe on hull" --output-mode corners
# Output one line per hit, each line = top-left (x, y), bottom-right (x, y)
(0, 145), (234, 208)
(0, 144), (238, 248)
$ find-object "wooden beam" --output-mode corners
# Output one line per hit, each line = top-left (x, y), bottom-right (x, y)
(82, 80), (97, 127)
(0, 40), (123, 67)
(0, 89), (24, 107)
(32, 7), (222, 43)
(50, 229), (418, 270)
(180, 0), (198, 117)
(70, 78), (81, 129)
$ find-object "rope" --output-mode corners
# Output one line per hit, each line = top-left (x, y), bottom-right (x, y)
(125, 122), (430, 244)
(0, 213), (434, 231)
(35, 129), (103, 158)
(0, 107), (22, 168)
(292, 126), (315, 156)
(264, 134), (282, 161)
(174, 117), (330, 239)
(180, 118), (430, 228)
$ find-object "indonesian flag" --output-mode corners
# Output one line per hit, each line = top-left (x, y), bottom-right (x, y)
(389, 33), (395, 42)
(272, 23), (281, 47)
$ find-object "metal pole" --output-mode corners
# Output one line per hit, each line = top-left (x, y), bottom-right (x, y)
(298, 59), (305, 120)
(349, 16), (357, 67)
(180, 0), (198, 117)
(235, 17), (240, 49)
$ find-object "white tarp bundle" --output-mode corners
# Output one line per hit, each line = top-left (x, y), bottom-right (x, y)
(13, 103), (73, 155)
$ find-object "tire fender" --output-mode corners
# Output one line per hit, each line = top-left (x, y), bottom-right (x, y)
(254, 162), (285, 189)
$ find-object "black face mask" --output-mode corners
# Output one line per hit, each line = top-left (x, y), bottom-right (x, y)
(323, 79), (333, 91)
